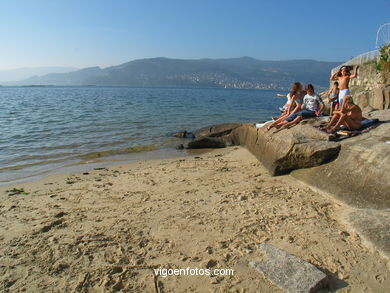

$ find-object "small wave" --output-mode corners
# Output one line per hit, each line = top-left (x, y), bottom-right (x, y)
(78, 144), (159, 160)
(0, 157), (70, 172)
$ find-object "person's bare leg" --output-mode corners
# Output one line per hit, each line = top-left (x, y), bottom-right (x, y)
(280, 116), (302, 129)
(321, 113), (340, 130)
(267, 114), (288, 131)
(337, 116), (361, 131)
(327, 113), (346, 133)
(276, 119), (289, 128)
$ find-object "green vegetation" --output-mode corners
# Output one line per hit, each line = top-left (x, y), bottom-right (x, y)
(376, 42), (390, 83)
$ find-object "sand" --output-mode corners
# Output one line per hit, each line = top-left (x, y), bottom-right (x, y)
(0, 147), (389, 292)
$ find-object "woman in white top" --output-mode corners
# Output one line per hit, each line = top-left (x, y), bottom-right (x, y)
(267, 82), (303, 131)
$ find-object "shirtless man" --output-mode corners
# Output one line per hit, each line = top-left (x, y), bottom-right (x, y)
(321, 95), (362, 133)
(330, 65), (359, 111)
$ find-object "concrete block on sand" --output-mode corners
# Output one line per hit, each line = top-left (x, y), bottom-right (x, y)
(249, 243), (328, 293)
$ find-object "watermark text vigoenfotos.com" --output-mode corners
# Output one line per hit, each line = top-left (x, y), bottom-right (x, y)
(154, 267), (234, 278)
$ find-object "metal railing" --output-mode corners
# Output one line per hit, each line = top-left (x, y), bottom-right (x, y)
(331, 49), (379, 74)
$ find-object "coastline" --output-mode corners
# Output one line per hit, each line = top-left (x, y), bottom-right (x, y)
(0, 147), (192, 187)
(1, 146), (388, 292)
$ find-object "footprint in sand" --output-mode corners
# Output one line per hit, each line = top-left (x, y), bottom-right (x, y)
(40, 219), (65, 233)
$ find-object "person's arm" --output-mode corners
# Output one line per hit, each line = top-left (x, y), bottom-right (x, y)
(330, 69), (340, 81)
(286, 94), (296, 115)
(291, 102), (302, 113)
(316, 95), (325, 116)
(316, 104), (325, 116)
(327, 89), (333, 98)
(349, 65), (359, 78)
(299, 96), (306, 110)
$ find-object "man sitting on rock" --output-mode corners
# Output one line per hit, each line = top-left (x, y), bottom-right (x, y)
(320, 95), (362, 133)
(276, 84), (324, 129)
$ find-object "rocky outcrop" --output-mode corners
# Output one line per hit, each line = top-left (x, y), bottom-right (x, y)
(291, 110), (390, 209)
(352, 86), (390, 111)
(193, 123), (241, 139)
(181, 119), (341, 174)
(187, 137), (227, 149)
(180, 111), (390, 208)
(347, 209), (390, 258)
(185, 123), (241, 149)
(173, 131), (195, 139)
(182, 111), (390, 257)
(286, 110), (390, 258)
(231, 119), (340, 175)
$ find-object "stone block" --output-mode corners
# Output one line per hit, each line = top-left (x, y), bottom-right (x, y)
(383, 87), (390, 109)
(249, 244), (329, 293)
(370, 88), (385, 110)
(353, 91), (370, 109)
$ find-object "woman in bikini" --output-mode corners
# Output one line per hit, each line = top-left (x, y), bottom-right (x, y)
(266, 82), (303, 131)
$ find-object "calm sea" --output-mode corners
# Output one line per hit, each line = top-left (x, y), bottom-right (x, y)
(0, 86), (285, 184)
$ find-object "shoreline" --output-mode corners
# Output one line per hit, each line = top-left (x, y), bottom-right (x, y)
(1, 146), (388, 292)
(0, 147), (201, 187)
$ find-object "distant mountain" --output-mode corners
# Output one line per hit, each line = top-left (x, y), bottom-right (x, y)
(0, 67), (78, 83)
(7, 57), (341, 90)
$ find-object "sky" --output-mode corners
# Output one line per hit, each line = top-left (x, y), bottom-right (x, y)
(0, 0), (389, 69)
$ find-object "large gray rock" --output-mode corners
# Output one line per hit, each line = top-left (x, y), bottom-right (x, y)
(370, 88), (386, 110)
(354, 91), (370, 109)
(354, 87), (390, 111)
(186, 119), (340, 174)
(250, 244), (329, 293)
(292, 111), (390, 209)
(187, 137), (226, 149)
(383, 86), (390, 109)
(348, 209), (390, 258)
(183, 123), (241, 149)
(193, 123), (241, 138)
(232, 119), (340, 175)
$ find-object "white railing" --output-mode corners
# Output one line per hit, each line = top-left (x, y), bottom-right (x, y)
(331, 49), (379, 74)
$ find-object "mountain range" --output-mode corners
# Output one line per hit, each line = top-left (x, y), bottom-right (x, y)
(2, 57), (341, 90)
(0, 67), (78, 82)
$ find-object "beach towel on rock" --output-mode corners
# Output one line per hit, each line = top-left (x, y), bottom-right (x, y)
(326, 119), (380, 141)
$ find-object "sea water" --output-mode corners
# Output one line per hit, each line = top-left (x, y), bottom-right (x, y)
(0, 86), (285, 184)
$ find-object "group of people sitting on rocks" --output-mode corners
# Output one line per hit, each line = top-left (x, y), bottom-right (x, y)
(266, 65), (362, 133)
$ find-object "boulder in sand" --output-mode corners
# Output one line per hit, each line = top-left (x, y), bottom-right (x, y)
(232, 119), (340, 175)
(250, 243), (329, 293)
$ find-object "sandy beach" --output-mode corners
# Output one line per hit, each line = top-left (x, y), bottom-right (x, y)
(0, 147), (389, 292)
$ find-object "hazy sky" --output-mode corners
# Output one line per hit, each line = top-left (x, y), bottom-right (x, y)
(1, 0), (389, 69)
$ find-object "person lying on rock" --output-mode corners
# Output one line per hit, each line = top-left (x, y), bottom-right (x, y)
(267, 82), (304, 131)
(320, 95), (362, 133)
(275, 84), (324, 130)
(330, 65), (359, 111)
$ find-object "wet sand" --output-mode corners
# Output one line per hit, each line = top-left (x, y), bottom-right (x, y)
(0, 147), (389, 292)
